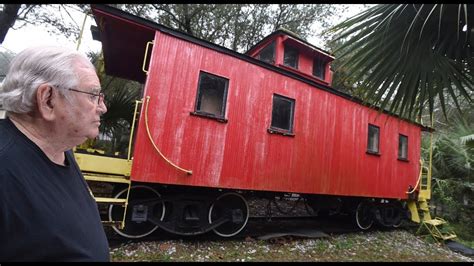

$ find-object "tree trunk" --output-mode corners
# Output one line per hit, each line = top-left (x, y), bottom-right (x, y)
(0, 4), (22, 44)
(182, 4), (193, 36)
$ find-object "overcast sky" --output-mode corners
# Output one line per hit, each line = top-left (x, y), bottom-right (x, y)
(1, 6), (101, 55)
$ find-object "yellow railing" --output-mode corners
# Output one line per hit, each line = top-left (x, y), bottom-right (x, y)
(127, 99), (143, 161)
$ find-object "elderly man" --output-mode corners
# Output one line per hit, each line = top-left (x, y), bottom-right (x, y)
(0, 46), (109, 261)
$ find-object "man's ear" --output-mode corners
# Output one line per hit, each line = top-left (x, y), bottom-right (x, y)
(36, 84), (56, 121)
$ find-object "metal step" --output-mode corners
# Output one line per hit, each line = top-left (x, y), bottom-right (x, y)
(102, 221), (122, 226)
(95, 197), (127, 205)
(441, 233), (457, 240)
(84, 174), (131, 184)
(417, 217), (457, 243)
(425, 218), (446, 226)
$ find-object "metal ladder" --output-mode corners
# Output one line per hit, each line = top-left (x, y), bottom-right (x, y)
(84, 172), (131, 229)
(75, 151), (133, 229)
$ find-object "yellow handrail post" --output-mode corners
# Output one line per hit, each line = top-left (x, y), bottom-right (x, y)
(76, 12), (89, 51)
(127, 100), (142, 161)
(427, 117), (434, 200)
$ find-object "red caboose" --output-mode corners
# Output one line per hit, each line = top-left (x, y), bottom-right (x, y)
(77, 5), (432, 239)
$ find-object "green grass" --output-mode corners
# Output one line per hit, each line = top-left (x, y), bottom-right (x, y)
(449, 222), (474, 249)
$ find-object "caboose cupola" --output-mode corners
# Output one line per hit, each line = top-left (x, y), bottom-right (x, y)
(246, 28), (335, 86)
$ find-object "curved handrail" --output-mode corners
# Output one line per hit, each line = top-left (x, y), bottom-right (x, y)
(144, 96), (192, 175)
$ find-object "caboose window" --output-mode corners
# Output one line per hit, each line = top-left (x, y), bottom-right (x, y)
(259, 41), (275, 64)
(398, 134), (408, 160)
(194, 72), (229, 119)
(313, 56), (326, 80)
(367, 124), (380, 154)
(269, 94), (295, 135)
(283, 45), (299, 69)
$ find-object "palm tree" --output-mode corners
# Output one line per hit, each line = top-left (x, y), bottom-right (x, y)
(425, 111), (473, 229)
(429, 115), (473, 182)
(86, 51), (142, 156)
(326, 4), (473, 121)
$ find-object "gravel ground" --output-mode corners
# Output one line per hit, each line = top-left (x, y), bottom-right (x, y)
(107, 196), (473, 262)
(109, 229), (473, 262)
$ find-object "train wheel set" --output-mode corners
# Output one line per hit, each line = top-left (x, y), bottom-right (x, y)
(108, 185), (251, 238)
(106, 184), (406, 239)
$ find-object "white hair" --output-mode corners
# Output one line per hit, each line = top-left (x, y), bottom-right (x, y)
(0, 45), (96, 114)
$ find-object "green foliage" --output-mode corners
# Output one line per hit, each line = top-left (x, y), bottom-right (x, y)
(324, 38), (366, 96)
(450, 222), (474, 249)
(428, 113), (473, 182)
(327, 4), (473, 121)
(432, 179), (465, 217)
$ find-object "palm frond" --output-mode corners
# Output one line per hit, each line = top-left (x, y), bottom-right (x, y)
(327, 4), (473, 121)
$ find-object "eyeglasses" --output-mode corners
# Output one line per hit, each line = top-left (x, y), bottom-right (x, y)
(68, 88), (105, 105)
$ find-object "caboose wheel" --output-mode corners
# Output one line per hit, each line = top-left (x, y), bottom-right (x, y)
(383, 201), (404, 228)
(208, 192), (249, 237)
(109, 185), (165, 239)
(392, 217), (403, 228)
(355, 200), (374, 230)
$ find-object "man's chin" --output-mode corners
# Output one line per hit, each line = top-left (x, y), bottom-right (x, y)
(88, 131), (100, 140)
(74, 135), (98, 148)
